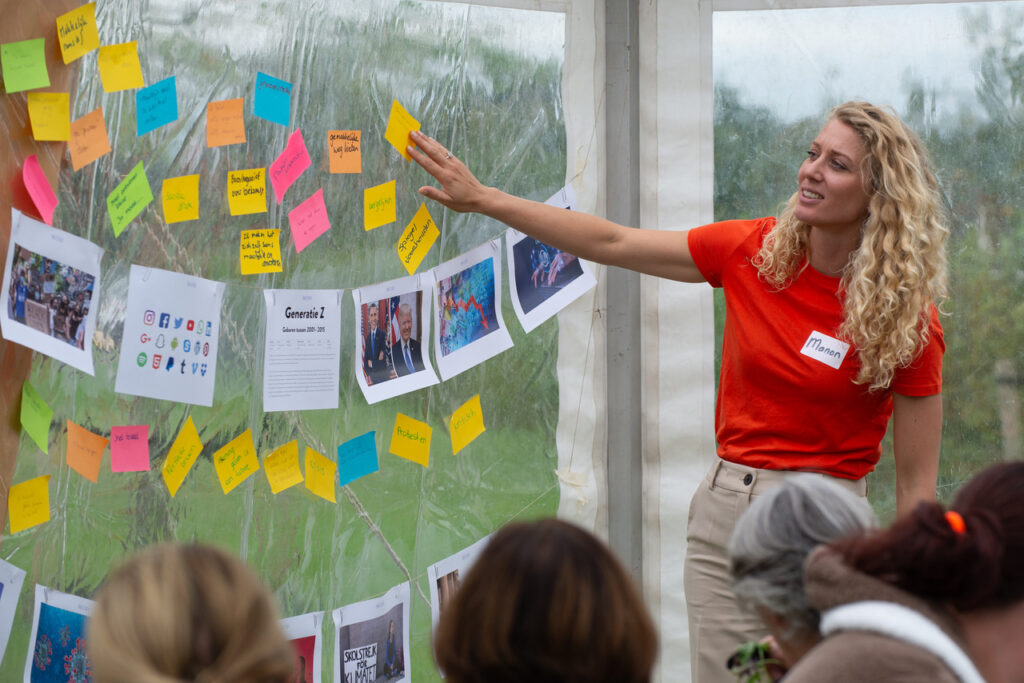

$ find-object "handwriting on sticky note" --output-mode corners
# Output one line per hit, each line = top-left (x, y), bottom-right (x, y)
(240, 229), (282, 275)
(264, 440), (303, 494)
(304, 448), (337, 503)
(288, 189), (330, 253)
(56, 2), (99, 64)
(1, 38), (50, 93)
(22, 155), (58, 225)
(162, 416), (203, 497)
(27, 92), (70, 141)
(337, 431), (379, 488)
(66, 420), (108, 483)
(8, 475), (50, 534)
(136, 76), (178, 136)
(389, 413), (431, 467)
(107, 161), (153, 237)
(397, 203), (440, 274)
(384, 99), (420, 161)
(97, 42), (143, 92)
(329, 130), (361, 173)
(21, 382), (52, 454)
(269, 129), (311, 203)
(254, 71), (292, 126)
(70, 107), (111, 171)
(110, 425), (150, 472)
(213, 429), (260, 494)
(364, 180), (396, 231)
(450, 394), (486, 454)
(227, 168), (267, 216)
(206, 98), (246, 147)
(162, 175), (199, 224)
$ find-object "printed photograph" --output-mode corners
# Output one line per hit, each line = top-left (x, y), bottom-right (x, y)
(288, 634), (315, 683)
(360, 293), (424, 385)
(29, 602), (91, 683)
(510, 237), (584, 315)
(435, 568), (460, 618)
(436, 258), (499, 357)
(337, 604), (405, 682)
(6, 244), (96, 351)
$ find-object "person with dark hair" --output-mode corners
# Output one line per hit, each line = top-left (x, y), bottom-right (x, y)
(784, 461), (1024, 683)
(433, 518), (657, 683)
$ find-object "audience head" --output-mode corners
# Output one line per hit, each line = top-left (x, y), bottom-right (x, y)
(729, 476), (876, 644)
(433, 518), (657, 683)
(88, 543), (294, 683)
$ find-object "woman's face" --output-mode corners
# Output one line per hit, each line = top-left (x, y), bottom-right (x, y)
(794, 119), (872, 236)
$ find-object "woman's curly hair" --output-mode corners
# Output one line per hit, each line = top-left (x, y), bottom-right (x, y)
(754, 102), (948, 391)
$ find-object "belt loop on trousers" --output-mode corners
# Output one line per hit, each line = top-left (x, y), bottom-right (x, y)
(709, 459), (725, 489)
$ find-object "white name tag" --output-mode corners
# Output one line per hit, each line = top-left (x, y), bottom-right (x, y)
(800, 331), (850, 370)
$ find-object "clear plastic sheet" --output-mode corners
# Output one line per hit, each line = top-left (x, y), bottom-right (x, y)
(1, 1), (568, 679)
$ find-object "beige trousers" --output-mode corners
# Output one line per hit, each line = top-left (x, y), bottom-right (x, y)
(683, 459), (867, 683)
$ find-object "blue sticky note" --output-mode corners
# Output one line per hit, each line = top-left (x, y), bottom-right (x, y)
(337, 431), (379, 488)
(136, 75), (178, 136)
(254, 71), (292, 127)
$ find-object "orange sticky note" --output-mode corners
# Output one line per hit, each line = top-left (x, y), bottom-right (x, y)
(66, 420), (108, 483)
(329, 130), (361, 173)
(449, 395), (486, 454)
(304, 447), (337, 503)
(364, 180), (395, 231)
(206, 98), (246, 147)
(162, 174), (200, 223)
(69, 107), (111, 171)
(8, 475), (50, 534)
(396, 203), (440, 274)
(389, 413), (431, 467)
(227, 168), (267, 216)
(384, 99), (420, 160)
(161, 416), (203, 497)
(56, 3), (100, 64)
(213, 429), (259, 494)
(27, 92), (70, 141)
(263, 440), (303, 494)
(97, 42), (143, 92)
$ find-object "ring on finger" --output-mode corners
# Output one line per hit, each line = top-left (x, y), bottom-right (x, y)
(445, 152), (453, 159)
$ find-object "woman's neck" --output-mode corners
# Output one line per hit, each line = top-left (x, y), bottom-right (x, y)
(807, 226), (861, 276)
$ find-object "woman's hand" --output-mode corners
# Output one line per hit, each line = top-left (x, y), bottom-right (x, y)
(407, 131), (491, 213)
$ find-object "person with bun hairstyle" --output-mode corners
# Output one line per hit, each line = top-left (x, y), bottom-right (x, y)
(784, 461), (1024, 683)
(88, 543), (295, 683)
(433, 518), (658, 683)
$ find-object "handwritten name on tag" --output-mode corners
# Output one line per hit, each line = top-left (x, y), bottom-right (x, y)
(800, 331), (850, 370)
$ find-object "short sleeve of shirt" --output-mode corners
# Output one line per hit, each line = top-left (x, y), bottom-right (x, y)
(891, 305), (944, 396)
(687, 218), (774, 287)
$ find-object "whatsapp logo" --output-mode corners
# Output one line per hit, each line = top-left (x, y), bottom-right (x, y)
(136, 352), (148, 367)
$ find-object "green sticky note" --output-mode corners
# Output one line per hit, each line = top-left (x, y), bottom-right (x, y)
(1, 38), (50, 93)
(107, 161), (154, 236)
(20, 382), (52, 454)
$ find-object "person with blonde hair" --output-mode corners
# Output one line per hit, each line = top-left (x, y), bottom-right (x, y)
(88, 543), (295, 683)
(408, 100), (946, 682)
(433, 518), (657, 683)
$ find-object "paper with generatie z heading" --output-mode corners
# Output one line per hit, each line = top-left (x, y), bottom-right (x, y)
(263, 289), (341, 412)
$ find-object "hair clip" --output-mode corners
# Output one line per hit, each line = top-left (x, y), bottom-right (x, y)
(945, 510), (966, 536)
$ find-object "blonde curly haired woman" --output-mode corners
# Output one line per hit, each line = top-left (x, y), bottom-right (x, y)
(409, 101), (947, 683)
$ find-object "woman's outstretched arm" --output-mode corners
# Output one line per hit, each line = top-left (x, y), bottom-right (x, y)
(408, 131), (705, 283)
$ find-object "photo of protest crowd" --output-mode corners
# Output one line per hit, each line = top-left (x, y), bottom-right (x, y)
(6, 244), (95, 351)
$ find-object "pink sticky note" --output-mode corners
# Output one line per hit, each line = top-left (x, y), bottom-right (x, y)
(110, 425), (150, 472)
(288, 188), (331, 253)
(268, 129), (311, 204)
(22, 155), (58, 225)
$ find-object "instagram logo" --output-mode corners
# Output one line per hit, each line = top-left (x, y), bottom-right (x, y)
(143, 310), (156, 325)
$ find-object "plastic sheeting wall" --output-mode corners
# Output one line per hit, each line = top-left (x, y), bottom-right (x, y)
(0, 1), (611, 680)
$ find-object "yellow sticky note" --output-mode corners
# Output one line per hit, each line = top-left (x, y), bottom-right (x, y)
(212, 429), (260, 494)
(206, 98), (246, 147)
(27, 92), (70, 141)
(56, 3), (100, 64)
(161, 416), (203, 497)
(66, 420), (108, 483)
(389, 413), (431, 467)
(396, 203), (440, 275)
(364, 180), (396, 231)
(263, 440), (303, 494)
(240, 229), (282, 275)
(450, 395), (486, 454)
(384, 99), (420, 161)
(8, 475), (50, 534)
(69, 107), (111, 171)
(162, 174), (200, 224)
(304, 447), (337, 503)
(97, 42), (144, 92)
(227, 168), (267, 216)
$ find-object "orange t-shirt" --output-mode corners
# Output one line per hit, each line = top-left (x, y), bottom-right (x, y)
(687, 218), (944, 479)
